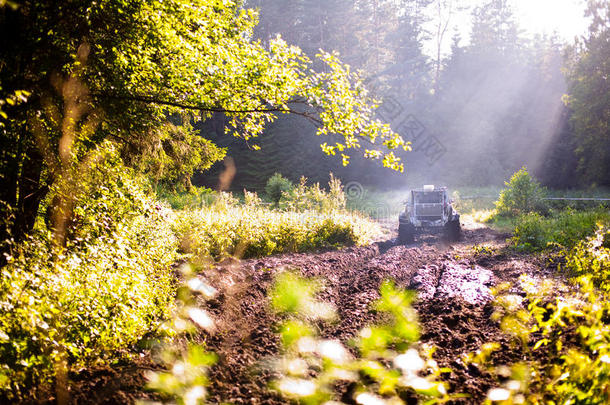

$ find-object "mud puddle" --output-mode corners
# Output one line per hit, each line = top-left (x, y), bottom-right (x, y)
(411, 261), (493, 304)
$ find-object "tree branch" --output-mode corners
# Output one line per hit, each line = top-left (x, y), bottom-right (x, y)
(91, 93), (323, 125)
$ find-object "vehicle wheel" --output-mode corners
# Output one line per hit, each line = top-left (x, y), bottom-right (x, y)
(445, 218), (461, 242)
(398, 222), (415, 244)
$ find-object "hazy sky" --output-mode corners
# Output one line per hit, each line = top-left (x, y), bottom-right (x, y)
(512, 0), (589, 39)
(425, 0), (591, 56)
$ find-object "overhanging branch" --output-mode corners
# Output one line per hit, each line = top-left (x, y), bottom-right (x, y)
(91, 93), (323, 126)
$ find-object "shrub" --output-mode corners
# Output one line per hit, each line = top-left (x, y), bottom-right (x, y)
(484, 274), (610, 404)
(511, 212), (551, 251)
(477, 226), (610, 404)
(564, 226), (610, 291)
(0, 145), (179, 399)
(156, 185), (216, 210)
(265, 173), (293, 206)
(511, 209), (610, 251)
(243, 189), (263, 207)
(174, 203), (380, 260)
(495, 167), (547, 218)
(144, 264), (218, 405)
(279, 174), (346, 213)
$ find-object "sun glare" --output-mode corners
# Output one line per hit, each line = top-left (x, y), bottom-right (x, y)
(433, 0), (591, 56)
(512, 0), (589, 40)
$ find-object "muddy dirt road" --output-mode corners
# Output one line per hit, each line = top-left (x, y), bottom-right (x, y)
(70, 222), (551, 404)
(197, 223), (548, 404)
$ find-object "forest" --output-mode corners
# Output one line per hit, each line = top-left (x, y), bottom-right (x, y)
(200, 0), (610, 191)
(0, 0), (609, 404)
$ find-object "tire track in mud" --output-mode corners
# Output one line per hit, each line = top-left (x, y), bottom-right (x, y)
(203, 245), (385, 404)
(409, 259), (494, 304)
(203, 228), (518, 404)
(64, 226), (541, 404)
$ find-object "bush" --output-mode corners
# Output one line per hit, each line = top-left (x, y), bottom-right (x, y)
(511, 212), (550, 251)
(279, 174), (346, 213)
(144, 264), (218, 405)
(485, 275), (610, 404)
(478, 226), (610, 404)
(564, 226), (610, 291)
(0, 145), (179, 399)
(495, 167), (547, 218)
(265, 173), (293, 206)
(174, 200), (380, 260)
(511, 209), (610, 251)
(156, 185), (216, 210)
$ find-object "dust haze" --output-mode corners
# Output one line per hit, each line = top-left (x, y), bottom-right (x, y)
(196, 0), (592, 191)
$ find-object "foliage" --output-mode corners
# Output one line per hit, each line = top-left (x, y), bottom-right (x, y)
(494, 167), (547, 218)
(542, 187), (610, 211)
(0, 88), (29, 123)
(0, 144), (382, 398)
(270, 273), (451, 404)
(471, 244), (496, 257)
(279, 174), (346, 213)
(243, 189), (263, 206)
(265, 173), (294, 205)
(1, 0), (409, 247)
(471, 225), (610, 404)
(146, 344), (217, 405)
(0, 146), (178, 400)
(220, 0), (583, 191)
(511, 209), (610, 252)
(142, 264), (218, 405)
(156, 185), (217, 211)
(481, 273), (610, 404)
(563, 0), (610, 186)
(564, 226), (610, 291)
(174, 196), (380, 260)
(127, 122), (227, 191)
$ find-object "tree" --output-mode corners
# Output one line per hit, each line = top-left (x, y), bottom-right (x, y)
(383, 0), (432, 99)
(495, 166), (547, 217)
(428, 0), (572, 186)
(0, 0), (408, 243)
(563, 0), (610, 186)
(469, 0), (520, 57)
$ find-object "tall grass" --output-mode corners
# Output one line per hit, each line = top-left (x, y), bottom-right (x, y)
(174, 200), (381, 260)
(0, 165), (382, 398)
(511, 209), (610, 252)
(155, 185), (217, 210)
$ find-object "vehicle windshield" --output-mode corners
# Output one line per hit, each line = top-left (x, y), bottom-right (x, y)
(414, 191), (443, 204)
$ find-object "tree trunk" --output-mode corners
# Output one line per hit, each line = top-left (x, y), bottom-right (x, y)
(13, 138), (47, 243)
(0, 125), (23, 248)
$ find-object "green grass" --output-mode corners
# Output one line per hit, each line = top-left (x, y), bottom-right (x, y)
(155, 185), (217, 210)
(544, 188), (610, 211)
(511, 209), (610, 252)
(346, 189), (406, 219)
(174, 201), (382, 260)
(0, 155), (385, 399)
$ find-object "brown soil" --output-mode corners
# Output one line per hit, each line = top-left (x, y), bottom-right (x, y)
(56, 223), (552, 404)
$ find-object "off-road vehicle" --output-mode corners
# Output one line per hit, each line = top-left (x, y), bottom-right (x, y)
(398, 185), (460, 244)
